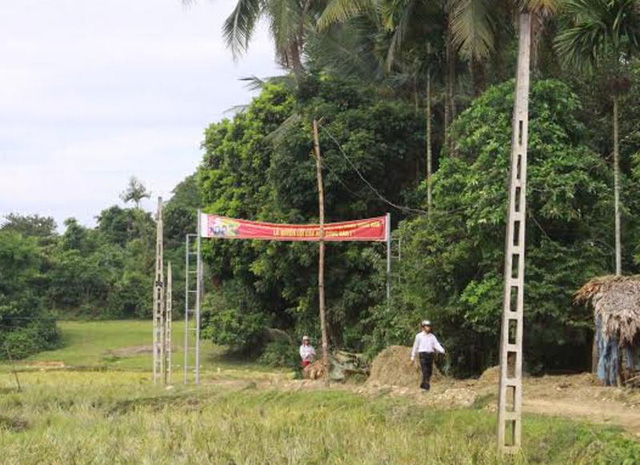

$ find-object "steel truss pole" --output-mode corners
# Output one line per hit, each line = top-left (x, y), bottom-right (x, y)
(498, 12), (531, 453)
(184, 234), (190, 384)
(165, 262), (172, 385)
(386, 213), (392, 307)
(195, 210), (202, 384)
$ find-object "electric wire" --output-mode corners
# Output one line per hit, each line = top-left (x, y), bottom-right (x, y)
(318, 124), (428, 216)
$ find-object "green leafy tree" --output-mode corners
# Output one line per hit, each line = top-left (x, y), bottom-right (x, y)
(375, 80), (612, 375)
(0, 231), (60, 359)
(1, 214), (57, 239)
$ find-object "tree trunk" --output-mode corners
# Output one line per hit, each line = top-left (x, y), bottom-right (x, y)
(426, 71), (433, 212)
(613, 96), (621, 276)
(445, 31), (456, 152)
(443, 32), (452, 143)
(312, 119), (330, 387)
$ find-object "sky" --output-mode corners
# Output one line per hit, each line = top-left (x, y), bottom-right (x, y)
(0, 0), (281, 229)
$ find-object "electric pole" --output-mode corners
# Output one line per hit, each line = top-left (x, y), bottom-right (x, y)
(313, 119), (330, 387)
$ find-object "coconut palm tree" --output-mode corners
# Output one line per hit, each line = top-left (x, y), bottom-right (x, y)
(555, 0), (640, 275)
(221, 0), (326, 80)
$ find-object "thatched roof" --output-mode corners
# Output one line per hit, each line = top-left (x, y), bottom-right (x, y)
(575, 276), (640, 345)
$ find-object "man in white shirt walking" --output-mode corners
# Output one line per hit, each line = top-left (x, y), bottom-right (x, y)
(410, 320), (445, 391)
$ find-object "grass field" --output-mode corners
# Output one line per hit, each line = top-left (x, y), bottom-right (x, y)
(13, 320), (274, 374)
(0, 321), (639, 464)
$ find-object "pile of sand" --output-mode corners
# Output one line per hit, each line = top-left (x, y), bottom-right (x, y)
(367, 345), (442, 388)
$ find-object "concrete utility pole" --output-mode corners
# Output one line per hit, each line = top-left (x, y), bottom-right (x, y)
(153, 197), (165, 384)
(165, 262), (172, 385)
(312, 119), (330, 387)
(497, 13), (531, 453)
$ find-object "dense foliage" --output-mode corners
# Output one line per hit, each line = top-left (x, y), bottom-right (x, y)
(198, 76), (424, 352)
(0, 230), (59, 358)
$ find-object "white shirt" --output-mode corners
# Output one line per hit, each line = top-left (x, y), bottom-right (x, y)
(411, 332), (445, 360)
(300, 344), (316, 361)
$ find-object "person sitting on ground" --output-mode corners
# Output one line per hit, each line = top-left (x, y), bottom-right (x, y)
(410, 320), (445, 391)
(299, 336), (316, 367)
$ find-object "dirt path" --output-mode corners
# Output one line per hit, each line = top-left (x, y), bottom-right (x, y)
(235, 373), (640, 437)
(523, 398), (640, 434)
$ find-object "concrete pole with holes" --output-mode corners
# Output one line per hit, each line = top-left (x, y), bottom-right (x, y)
(152, 197), (165, 385)
(497, 12), (531, 453)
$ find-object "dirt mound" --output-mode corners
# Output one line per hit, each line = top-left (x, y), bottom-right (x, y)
(303, 360), (325, 380)
(479, 366), (500, 384)
(107, 345), (156, 357)
(367, 346), (442, 388)
(28, 361), (65, 369)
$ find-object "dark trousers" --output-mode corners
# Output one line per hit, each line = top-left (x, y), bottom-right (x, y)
(419, 352), (434, 390)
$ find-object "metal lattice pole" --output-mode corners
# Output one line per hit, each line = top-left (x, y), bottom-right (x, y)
(498, 12), (531, 453)
(184, 233), (199, 384)
(152, 197), (165, 385)
(165, 262), (172, 385)
(194, 210), (203, 384)
(386, 213), (392, 307)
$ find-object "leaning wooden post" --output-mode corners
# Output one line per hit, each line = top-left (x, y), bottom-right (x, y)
(498, 12), (531, 453)
(313, 119), (330, 387)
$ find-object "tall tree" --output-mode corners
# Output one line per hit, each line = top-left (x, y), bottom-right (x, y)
(555, 0), (640, 275)
(120, 176), (151, 209)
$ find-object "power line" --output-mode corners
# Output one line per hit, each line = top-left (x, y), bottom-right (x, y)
(319, 124), (428, 216)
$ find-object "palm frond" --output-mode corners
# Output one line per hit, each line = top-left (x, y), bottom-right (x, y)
(448, 0), (495, 60)
(318, 0), (378, 30)
(223, 0), (265, 58)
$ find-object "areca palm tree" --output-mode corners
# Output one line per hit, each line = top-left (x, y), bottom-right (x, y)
(555, 0), (640, 275)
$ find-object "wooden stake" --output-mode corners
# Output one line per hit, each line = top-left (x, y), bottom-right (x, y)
(313, 119), (330, 387)
(5, 344), (21, 392)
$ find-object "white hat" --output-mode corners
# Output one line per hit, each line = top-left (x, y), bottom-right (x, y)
(421, 320), (432, 327)
(302, 335), (310, 341)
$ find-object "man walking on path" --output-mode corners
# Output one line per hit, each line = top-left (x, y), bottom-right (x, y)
(410, 320), (445, 391)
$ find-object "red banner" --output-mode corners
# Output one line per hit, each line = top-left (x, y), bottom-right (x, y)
(200, 214), (388, 242)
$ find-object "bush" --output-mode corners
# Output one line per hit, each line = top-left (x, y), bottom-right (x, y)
(201, 280), (270, 353)
(259, 339), (300, 369)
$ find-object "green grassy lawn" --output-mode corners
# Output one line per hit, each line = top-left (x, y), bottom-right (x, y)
(10, 320), (277, 376)
(0, 320), (638, 464)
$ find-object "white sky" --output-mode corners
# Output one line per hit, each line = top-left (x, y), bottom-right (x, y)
(0, 0), (281, 229)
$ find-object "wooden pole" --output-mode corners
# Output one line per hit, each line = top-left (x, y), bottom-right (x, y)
(426, 44), (433, 213)
(613, 96), (621, 276)
(312, 119), (330, 387)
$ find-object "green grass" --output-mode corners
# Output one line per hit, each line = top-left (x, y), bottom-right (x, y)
(0, 371), (638, 465)
(5, 320), (278, 376)
(0, 320), (638, 464)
